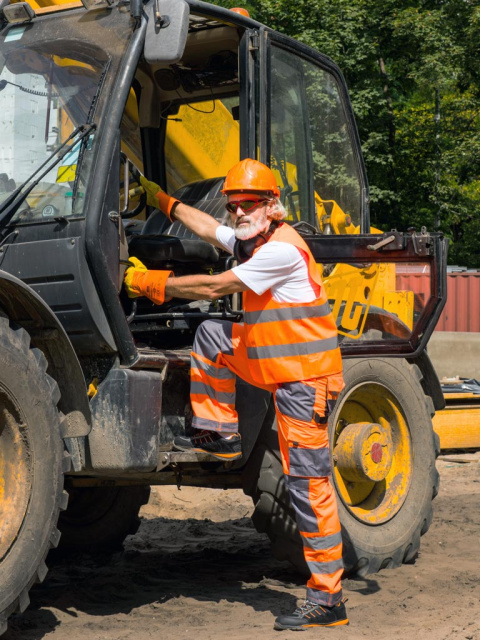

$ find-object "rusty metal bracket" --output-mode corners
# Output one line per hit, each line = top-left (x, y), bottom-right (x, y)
(410, 226), (433, 257)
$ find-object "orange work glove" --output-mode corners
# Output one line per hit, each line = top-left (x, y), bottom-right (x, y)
(124, 257), (173, 305)
(139, 175), (180, 221)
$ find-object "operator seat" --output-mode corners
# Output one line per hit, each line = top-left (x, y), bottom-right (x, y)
(127, 177), (226, 269)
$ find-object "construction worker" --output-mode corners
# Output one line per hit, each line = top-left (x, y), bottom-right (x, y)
(124, 159), (348, 631)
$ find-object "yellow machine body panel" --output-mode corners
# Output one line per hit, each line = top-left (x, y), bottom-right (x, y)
(165, 100), (240, 193)
(433, 394), (480, 450)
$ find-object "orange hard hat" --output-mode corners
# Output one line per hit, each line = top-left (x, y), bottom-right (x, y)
(222, 159), (280, 198)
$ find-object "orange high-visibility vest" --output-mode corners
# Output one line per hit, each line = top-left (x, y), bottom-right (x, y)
(243, 223), (342, 385)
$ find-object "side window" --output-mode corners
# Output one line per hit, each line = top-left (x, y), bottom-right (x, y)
(269, 45), (362, 232)
(269, 48), (311, 223)
(304, 61), (362, 233)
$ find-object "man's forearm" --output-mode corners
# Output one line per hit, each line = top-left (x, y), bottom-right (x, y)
(172, 202), (223, 247)
(165, 270), (247, 301)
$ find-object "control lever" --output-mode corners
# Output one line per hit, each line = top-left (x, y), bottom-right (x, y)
(367, 235), (396, 251)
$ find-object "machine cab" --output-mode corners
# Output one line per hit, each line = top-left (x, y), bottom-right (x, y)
(0, 0), (446, 368)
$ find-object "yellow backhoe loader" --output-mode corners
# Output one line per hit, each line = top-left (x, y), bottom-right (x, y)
(0, 0), (451, 633)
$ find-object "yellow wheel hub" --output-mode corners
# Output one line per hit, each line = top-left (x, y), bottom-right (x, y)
(333, 382), (413, 525)
(335, 422), (393, 483)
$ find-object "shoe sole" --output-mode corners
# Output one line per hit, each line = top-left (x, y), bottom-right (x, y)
(274, 618), (349, 631)
(172, 443), (242, 461)
(191, 447), (242, 460)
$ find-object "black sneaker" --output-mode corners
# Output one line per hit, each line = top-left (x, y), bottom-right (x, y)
(173, 430), (242, 460)
(274, 598), (348, 631)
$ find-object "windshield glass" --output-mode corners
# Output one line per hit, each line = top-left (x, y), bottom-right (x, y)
(0, 10), (132, 223)
(0, 45), (105, 221)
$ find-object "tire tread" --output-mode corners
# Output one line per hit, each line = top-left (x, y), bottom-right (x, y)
(0, 320), (68, 635)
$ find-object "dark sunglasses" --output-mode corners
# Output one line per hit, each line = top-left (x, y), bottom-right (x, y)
(225, 199), (268, 214)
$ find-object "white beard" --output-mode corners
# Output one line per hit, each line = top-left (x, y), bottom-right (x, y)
(234, 212), (269, 240)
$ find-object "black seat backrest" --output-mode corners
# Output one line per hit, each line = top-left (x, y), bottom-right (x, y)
(141, 177), (226, 237)
(128, 177), (227, 270)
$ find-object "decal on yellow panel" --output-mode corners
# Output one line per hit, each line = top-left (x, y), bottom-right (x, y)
(324, 262), (415, 338)
(324, 263), (380, 338)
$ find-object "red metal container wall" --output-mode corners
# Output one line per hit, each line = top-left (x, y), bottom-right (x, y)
(396, 269), (480, 332)
(440, 272), (480, 332)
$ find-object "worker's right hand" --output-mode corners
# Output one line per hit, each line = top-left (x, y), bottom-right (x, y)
(124, 257), (173, 305)
(139, 175), (181, 221)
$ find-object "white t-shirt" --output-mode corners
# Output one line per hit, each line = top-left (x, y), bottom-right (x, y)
(215, 225), (318, 303)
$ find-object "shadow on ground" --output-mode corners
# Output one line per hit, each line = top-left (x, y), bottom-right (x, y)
(3, 516), (306, 639)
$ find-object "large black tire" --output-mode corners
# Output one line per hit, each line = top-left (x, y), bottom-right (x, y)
(58, 485), (150, 551)
(242, 401), (307, 572)
(242, 358), (439, 577)
(0, 317), (67, 634)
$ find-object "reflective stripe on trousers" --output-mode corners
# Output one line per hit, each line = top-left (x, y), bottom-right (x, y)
(190, 319), (344, 605)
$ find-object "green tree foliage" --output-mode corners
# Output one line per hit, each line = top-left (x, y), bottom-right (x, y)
(214, 0), (480, 266)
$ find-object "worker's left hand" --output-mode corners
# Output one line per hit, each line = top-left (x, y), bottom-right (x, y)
(124, 257), (148, 298)
(124, 257), (173, 305)
(139, 175), (164, 208)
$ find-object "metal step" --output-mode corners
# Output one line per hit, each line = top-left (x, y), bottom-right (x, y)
(157, 449), (227, 470)
(133, 347), (191, 371)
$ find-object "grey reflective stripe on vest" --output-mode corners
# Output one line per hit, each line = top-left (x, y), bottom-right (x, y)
(244, 301), (331, 325)
(307, 558), (344, 576)
(191, 354), (235, 380)
(289, 446), (331, 477)
(190, 381), (235, 405)
(192, 416), (238, 433)
(301, 531), (343, 551)
(275, 381), (316, 422)
(246, 336), (338, 360)
(285, 476), (319, 533)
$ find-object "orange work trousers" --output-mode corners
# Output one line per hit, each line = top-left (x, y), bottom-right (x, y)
(190, 319), (344, 606)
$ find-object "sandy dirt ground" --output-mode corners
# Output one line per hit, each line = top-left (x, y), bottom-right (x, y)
(4, 455), (480, 640)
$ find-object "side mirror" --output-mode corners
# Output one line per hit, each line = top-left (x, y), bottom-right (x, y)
(144, 0), (189, 66)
